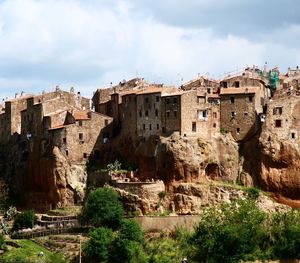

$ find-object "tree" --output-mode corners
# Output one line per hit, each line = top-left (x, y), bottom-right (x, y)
(12, 210), (36, 231)
(84, 227), (114, 262)
(119, 219), (144, 244)
(80, 187), (124, 229)
(190, 200), (269, 263)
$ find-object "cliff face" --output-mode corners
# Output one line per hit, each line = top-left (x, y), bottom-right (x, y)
(1, 139), (86, 212)
(257, 133), (300, 206)
(134, 133), (239, 188)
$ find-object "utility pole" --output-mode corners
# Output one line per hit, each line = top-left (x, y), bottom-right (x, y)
(78, 235), (82, 263)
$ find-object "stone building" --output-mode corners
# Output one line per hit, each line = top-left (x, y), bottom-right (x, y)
(219, 71), (270, 142)
(92, 77), (145, 114)
(264, 90), (300, 145)
(48, 110), (113, 163)
(0, 94), (33, 143)
(120, 86), (220, 140)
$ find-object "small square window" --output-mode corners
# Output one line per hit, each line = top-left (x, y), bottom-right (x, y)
(292, 132), (296, 139)
(213, 123), (216, 128)
(79, 133), (83, 140)
(248, 96), (253, 102)
(155, 109), (158, 117)
(275, 120), (282, 127)
(63, 137), (67, 143)
(231, 112), (236, 117)
(156, 96), (159, 102)
(230, 97), (235, 104)
(149, 124), (152, 130)
(174, 110), (177, 117)
(237, 128), (240, 134)
(79, 120), (83, 126)
(244, 112), (248, 116)
(157, 124), (159, 130)
(143, 124), (145, 130)
(83, 153), (87, 158)
(66, 150), (69, 156)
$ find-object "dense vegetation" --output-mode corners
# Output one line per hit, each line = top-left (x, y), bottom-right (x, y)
(12, 210), (36, 231)
(80, 187), (124, 230)
(81, 187), (300, 262)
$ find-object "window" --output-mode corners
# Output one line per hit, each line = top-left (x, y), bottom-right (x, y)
(157, 124), (160, 130)
(149, 124), (152, 130)
(66, 150), (69, 156)
(173, 98), (178, 104)
(192, 122), (196, 132)
(230, 97), (235, 104)
(145, 110), (149, 117)
(235, 81), (240, 88)
(198, 110), (207, 120)
(213, 112), (217, 118)
(105, 119), (109, 126)
(231, 112), (236, 117)
(156, 96), (160, 102)
(103, 132), (109, 139)
(213, 123), (216, 128)
(166, 111), (170, 117)
(223, 81), (228, 88)
(244, 112), (248, 116)
(166, 98), (170, 104)
(63, 137), (67, 143)
(83, 153), (87, 158)
(79, 120), (83, 126)
(275, 119), (282, 127)
(237, 128), (240, 134)
(207, 88), (211, 94)
(139, 110), (142, 117)
(248, 96), (253, 102)
(273, 107), (283, 115)
(174, 110), (177, 117)
(145, 97), (149, 103)
(143, 124), (146, 130)
(291, 132), (296, 139)
(79, 133), (83, 140)
(155, 109), (158, 117)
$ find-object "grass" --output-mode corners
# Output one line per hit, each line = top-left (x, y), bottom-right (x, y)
(2, 239), (68, 262)
(48, 205), (81, 216)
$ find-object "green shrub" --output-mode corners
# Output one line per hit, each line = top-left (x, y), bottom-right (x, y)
(119, 219), (144, 244)
(190, 200), (269, 263)
(246, 187), (260, 199)
(12, 210), (36, 231)
(84, 227), (114, 262)
(80, 187), (124, 229)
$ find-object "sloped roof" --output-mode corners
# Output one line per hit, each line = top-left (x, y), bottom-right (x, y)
(220, 87), (258, 95)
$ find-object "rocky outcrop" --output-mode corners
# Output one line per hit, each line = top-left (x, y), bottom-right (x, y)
(1, 138), (87, 212)
(134, 133), (239, 188)
(116, 182), (288, 216)
(257, 132), (300, 206)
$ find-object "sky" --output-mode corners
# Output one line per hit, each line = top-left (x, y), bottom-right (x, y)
(0, 0), (300, 99)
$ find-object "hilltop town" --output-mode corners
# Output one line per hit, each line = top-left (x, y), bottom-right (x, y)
(0, 64), (300, 212)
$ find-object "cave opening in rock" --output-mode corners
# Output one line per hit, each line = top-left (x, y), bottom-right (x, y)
(205, 163), (220, 180)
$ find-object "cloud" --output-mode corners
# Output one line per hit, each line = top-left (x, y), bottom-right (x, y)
(0, 0), (299, 99)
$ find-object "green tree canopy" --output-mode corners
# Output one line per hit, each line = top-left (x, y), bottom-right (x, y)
(84, 227), (114, 262)
(12, 210), (36, 232)
(80, 187), (124, 229)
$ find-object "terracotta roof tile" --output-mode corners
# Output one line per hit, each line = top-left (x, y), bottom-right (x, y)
(220, 87), (258, 95)
(72, 110), (90, 120)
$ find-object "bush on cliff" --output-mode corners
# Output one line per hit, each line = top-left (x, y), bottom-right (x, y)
(12, 210), (36, 231)
(80, 187), (124, 229)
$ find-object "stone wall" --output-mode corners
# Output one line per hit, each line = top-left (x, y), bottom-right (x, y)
(220, 92), (258, 141)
